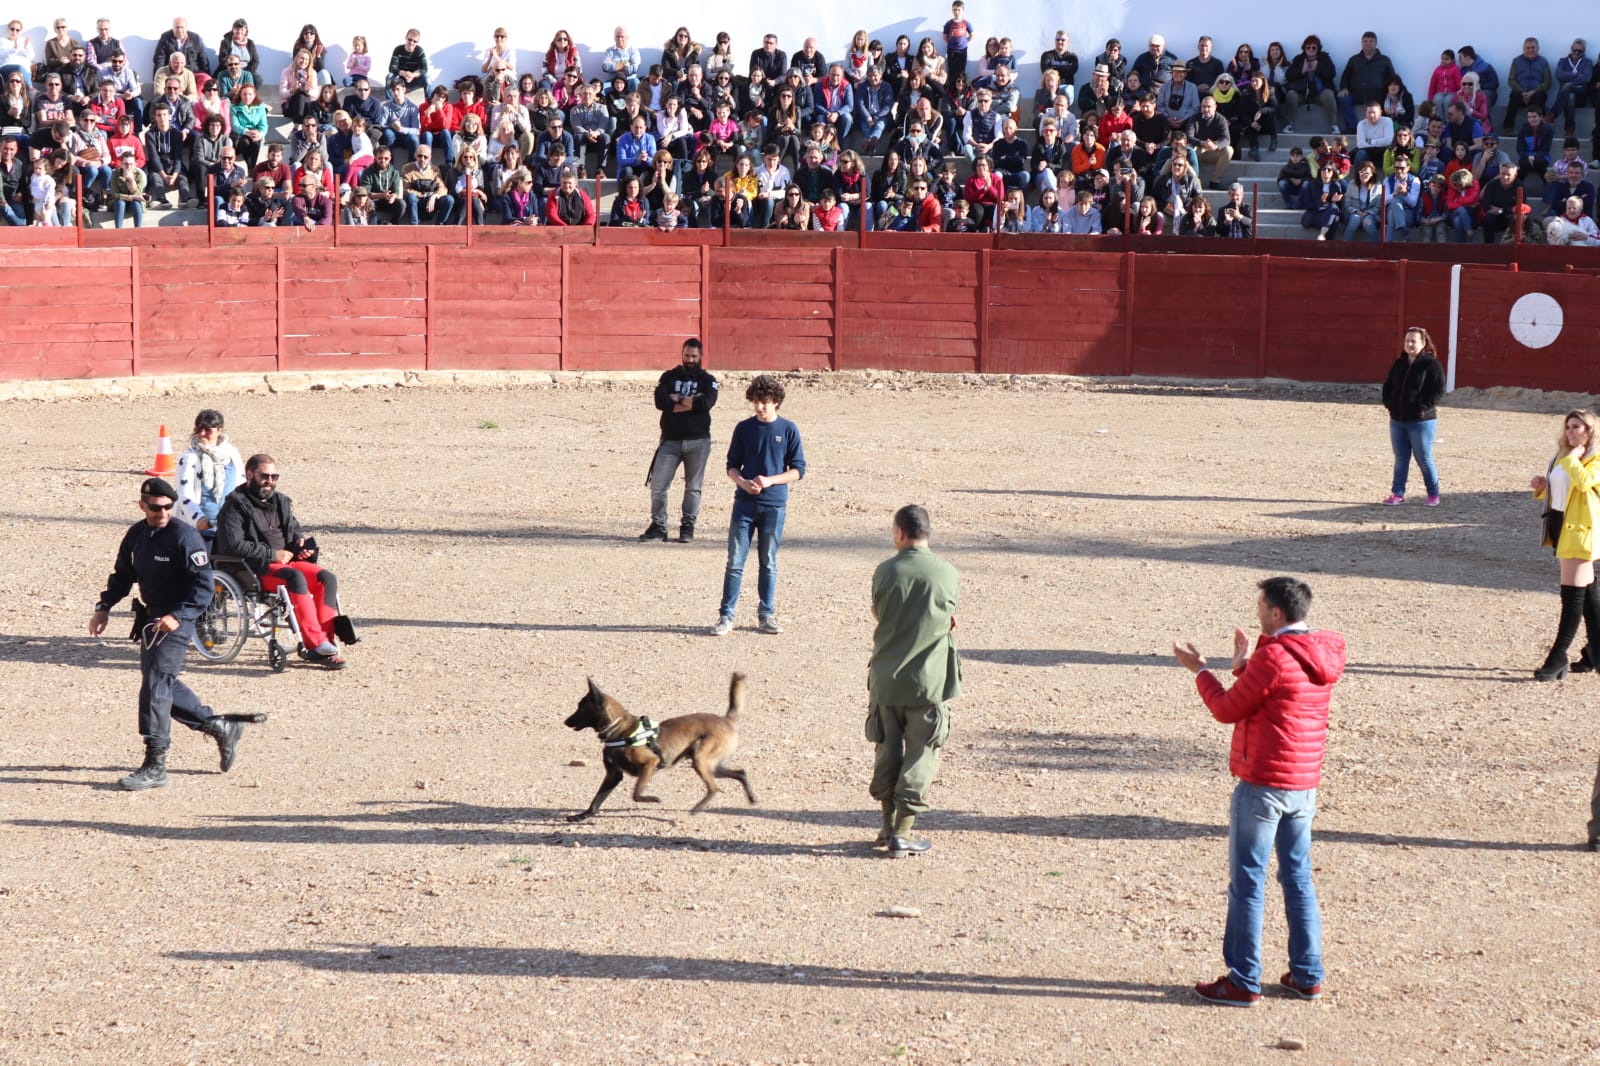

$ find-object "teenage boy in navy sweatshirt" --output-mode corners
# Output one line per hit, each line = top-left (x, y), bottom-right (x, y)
(711, 374), (806, 636)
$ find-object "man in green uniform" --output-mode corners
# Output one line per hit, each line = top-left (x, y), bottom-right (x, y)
(867, 504), (962, 857)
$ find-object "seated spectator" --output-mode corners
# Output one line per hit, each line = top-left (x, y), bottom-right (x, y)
(1285, 36), (1337, 133)
(343, 186), (375, 225)
(229, 83), (267, 168)
(603, 26), (641, 92)
(770, 184), (811, 229)
(1470, 133), (1511, 186)
(1453, 73), (1489, 130)
(150, 18), (206, 82)
(961, 88), (1000, 161)
(343, 77), (381, 127)
(1177, 194), (1217, 237)
(1503, 37), (1551, 135)
(358, 145), (404, 224)
(215, 184), (249, 226)
(1547, 195), (1600, 245)
(1336, 32), (1395, 133)
(108, 151), (145, 227)
(342, 34), (370, 88)
(1187, 37), (1224, 94)
(176, 410), (244, 532)
(992, 119), (1029, 193)
(1157, 63), (1199, 131)
(1031, 119), (1070, 192)
(143, 102), (187, 207)
(244, 175), (286, 226)
(1187, 94), (1232, 188)
(1444, 168), (1480, 242)
(389, 29), (429, 96)
(614, 114), (656, 180)
(1062, 188), (1103, 234)
(1300, 161), (1345, 239)
(190, 114), (229, 200)
(545, 166), (594, 226)
(899, 174), (942, 231)
(1217, 182), (1253, 238)
(1, 20), (37, 85)
(290, 173), (333, 230)
(1077, 64), (1114, 118)
(961, 154), (1004, 229)
(1479, 161), (1524, 243)
(1553, 39), (1593, 136)
(1428, 50), (1462, 115)
(216, 454), (353, 668)
(993, 186), (1027, 233)
(856, 66), (895, 152)
(1541, 165), (1594, 220)
(1383, 155), (1420, 239)
(401, 143), (453, 224)
(1351, 101), (1394, 167)
(1154, 151), (1202, 221)
(1515, 109), (1553, 179)
(375, 78), (421, 154)
(1342, 160), (1383, 240)
(501, 168), (538, 225)
(945, 196), (979, 232)
(1071, 125), (1107, 177)
(452, 147), (487, 224)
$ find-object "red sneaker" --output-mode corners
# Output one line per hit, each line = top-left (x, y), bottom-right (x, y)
(1279, 972), (1323, 1000)
(1194, 974), (1260, 1007)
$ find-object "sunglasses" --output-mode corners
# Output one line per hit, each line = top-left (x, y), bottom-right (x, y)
(255, 473), (280, 482)
(142, 500), (175, 511)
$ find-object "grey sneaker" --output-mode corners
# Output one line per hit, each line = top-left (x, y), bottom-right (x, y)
(710, 616), (733, 636)
(757, 615), (783, 634)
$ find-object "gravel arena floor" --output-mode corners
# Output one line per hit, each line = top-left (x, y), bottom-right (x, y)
(1, 373), (1597, 1066)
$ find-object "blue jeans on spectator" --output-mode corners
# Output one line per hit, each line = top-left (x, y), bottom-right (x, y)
(1034, 168), (1059, 194)
(718, 500), (785, 621)
(421, 130), (453, 167)
(113, 197), (144, 227)
(1384, 201), (1414, 241)
(404, 191), (455, 224)
(1555, 84), (1590, 130)
(1, 198), (24, 225)
(79, 162), (111, 196)
(1449, 206), (1476, 241)
(379, 130), (420, 155)
(1342, 209), (1378, 241)
(857, 118), (887, 148)
(1389, 418), (1440, 497)
(1336, 93), (1361, 133)
(1224, 781), (1323, 996)
(1278, 179), (1304, 210)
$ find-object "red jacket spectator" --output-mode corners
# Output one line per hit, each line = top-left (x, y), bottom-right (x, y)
(962, 170), (1004, 211)
(1195, 629), (1346, 790)
(546, 184), (595, 226)
(915, 193), (943, 231)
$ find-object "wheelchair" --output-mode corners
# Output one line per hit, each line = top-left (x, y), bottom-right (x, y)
(190, 555), (305, 672)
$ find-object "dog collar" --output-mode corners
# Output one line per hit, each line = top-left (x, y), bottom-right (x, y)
(602, 716), (659, 749)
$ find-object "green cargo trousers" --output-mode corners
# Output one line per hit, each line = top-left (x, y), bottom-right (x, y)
(868, 702), (951, 835)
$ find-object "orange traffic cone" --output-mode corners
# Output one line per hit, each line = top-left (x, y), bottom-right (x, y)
(144, 424), (177, 477)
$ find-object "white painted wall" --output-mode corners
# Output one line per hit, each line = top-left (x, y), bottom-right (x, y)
(23, 5), (1577, 104)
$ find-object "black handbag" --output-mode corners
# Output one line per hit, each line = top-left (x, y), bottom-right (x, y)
(1544, 508), (1565, 549)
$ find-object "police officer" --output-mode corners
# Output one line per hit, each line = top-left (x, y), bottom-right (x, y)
(866, 504), (962, 857)
(641, 337), (718, 544)
(89, 477), (253, 791)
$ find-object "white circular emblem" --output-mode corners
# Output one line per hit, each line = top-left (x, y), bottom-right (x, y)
(1508, 292), (1563, 349)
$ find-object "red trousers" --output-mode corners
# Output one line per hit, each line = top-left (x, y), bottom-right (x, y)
(261, 561), (337, 649)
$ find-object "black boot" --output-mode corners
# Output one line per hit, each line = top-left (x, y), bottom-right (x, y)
(118, 743), (169, 791)
(639, 523), (668, 541)
(1536, 585), (1587, 681)
(1573, 583), (1600, 672)
(677, 520), (695, 544)
(201, 717), (245, 772)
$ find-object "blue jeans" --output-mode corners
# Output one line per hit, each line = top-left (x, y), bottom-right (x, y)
(1449, 206), (1476, 241)
(1342, 210), (1378, 241)
(718, 501), (785, 620)
(405, 191), (455, 224)
(421, 130), (453, 166)
(114, 198), (144, 227)
(1224, 781), (1324, 995)
(1389, 418), (1440, 497)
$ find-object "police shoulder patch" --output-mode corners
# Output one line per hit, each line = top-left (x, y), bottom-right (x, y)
(191, 550), (209, 567)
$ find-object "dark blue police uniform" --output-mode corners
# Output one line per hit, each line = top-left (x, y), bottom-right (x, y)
(96, 515), (220, 745)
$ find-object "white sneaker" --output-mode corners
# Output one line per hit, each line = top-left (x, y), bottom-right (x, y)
(758, 615), (783, 634)
(710, 617), (733, 636)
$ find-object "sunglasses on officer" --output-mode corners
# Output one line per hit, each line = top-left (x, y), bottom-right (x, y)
(142, 499), (175, 512)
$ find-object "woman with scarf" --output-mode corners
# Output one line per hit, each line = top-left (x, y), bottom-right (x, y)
(176, 409), (244, 533)
(1213, 72), (1263, 161)
(1530, 410), (1600, 680)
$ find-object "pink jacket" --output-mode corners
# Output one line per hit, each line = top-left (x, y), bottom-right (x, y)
(1428, 63), (1462, 99)
(1195, 629), (1347, 791)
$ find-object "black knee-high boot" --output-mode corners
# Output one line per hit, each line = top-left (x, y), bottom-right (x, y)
(1574, 583), (1600, 673)
(1537, 584), (1588, 681)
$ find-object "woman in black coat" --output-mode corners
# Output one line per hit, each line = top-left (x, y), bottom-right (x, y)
(1380, 325), (1446, 506)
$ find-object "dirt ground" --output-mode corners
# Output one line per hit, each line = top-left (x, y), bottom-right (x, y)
(1, 373), (1596, 1066)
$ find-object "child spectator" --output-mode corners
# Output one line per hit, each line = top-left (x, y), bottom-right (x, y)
(1427, 50), (1461, 114)
(1417, 173), (1448, 241)
(946, 197), (978, 232)
(655, 190), (687, 230)
(343, 36), (370, 87)
(942, 2), (972, 81)
(216, 184), (249, 226)
(813, 186), (845, 230)
(29, 156), (58, 225)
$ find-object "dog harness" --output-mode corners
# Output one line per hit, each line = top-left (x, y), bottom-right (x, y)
(603, 716), (665, 764)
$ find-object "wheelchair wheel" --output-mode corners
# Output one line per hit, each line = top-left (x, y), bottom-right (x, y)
(193, 570), (249, 664)
(267, 638), (287, 673)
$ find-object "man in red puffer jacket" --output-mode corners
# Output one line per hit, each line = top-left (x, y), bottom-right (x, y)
(1173, 576), (1347, 1008)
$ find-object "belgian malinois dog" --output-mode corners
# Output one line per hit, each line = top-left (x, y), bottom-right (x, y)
(564, 672), (757, 821)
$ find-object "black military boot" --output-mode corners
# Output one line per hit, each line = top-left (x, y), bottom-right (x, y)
(201, 717), (245, 772)
(677, 520), (695, 543)
(118, 743), (169, 791)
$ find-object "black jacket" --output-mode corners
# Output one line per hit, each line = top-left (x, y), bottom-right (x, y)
(655, 365), (719, 440)
(1382, 354), (1446, 422)
(97, 518), (213, 622)
(215, 484), (305, 575)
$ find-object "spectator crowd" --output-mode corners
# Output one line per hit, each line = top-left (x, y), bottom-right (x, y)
(0, 13), (1596, 244)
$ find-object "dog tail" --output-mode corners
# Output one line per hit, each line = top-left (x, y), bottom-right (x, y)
(726, 672), (746, 719)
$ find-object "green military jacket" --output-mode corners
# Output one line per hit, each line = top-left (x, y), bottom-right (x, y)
(869, 545), (962, 706)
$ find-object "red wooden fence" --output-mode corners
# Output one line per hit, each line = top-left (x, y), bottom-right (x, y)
(1, 228), (1595, 388)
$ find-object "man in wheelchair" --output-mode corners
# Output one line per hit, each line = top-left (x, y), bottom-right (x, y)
(215, 453), (358, 670)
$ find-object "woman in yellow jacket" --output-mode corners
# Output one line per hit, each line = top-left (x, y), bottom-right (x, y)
(1531, 409), (1600, 680)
